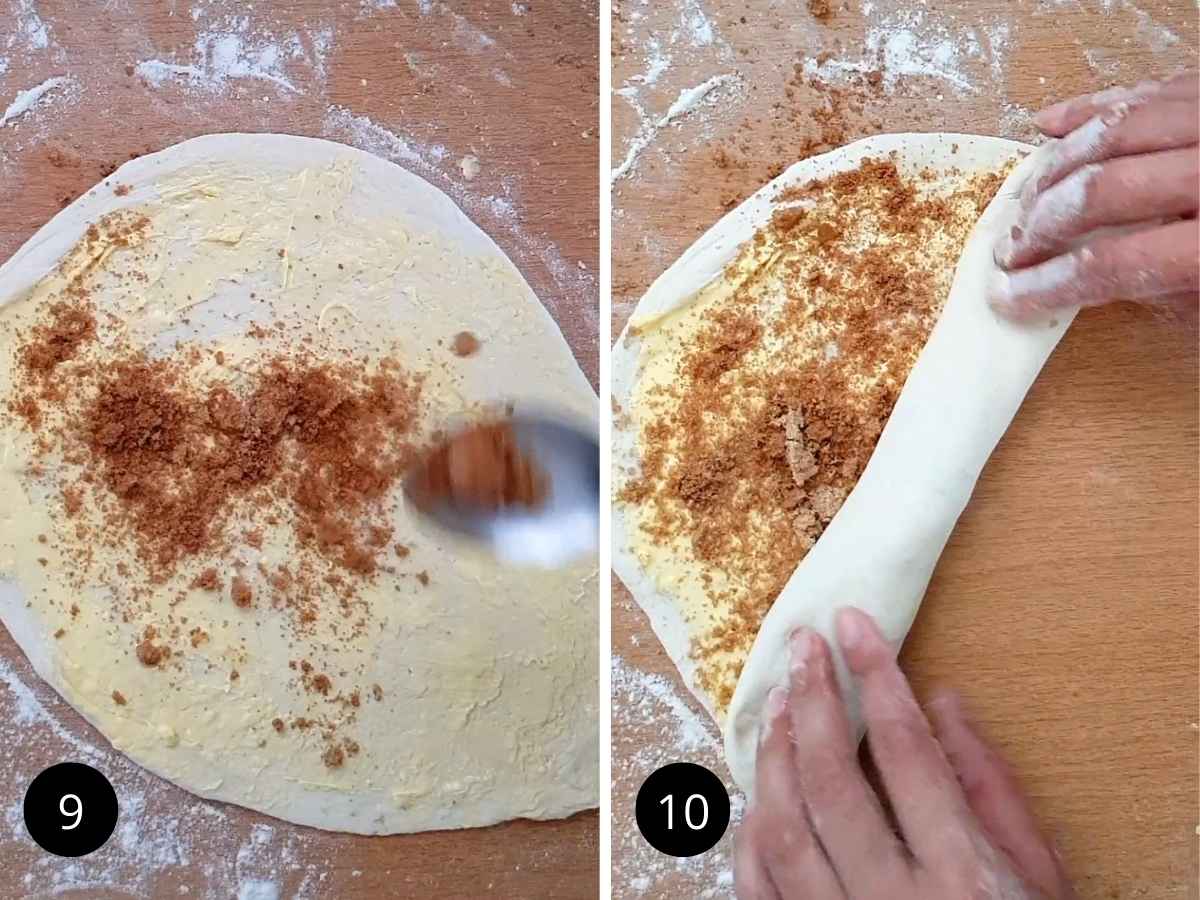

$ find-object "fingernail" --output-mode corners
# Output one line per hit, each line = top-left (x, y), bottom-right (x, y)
(766, 685), (789, 719)
(986, 270), (1016, 314)
(835, 608), (863, 652)
(993, 235), (1012, 267)
(1100, 99), (1132, 126)
(789, 628), (812, 683)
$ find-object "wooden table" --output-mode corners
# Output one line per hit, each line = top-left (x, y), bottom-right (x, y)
(611, 2), (1198, 898)
(0, 2), (598, 897)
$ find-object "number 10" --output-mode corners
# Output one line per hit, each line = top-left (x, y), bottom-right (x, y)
(659, 793), (709, 830)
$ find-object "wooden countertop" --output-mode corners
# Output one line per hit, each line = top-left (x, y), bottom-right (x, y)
(0, 2), (598, 898)
(611, 2), (1198, 898)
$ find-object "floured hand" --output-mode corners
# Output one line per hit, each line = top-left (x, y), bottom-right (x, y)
(988, 71), (1198, 322)
(733, 609), (1076, 900)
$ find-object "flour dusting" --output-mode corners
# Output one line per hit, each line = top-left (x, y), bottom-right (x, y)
(802, 4), (1011, 94)
(0, 75), (74, 128)
(612, 73), (741, 184)
(9, 0), (52, 53)
(612, 656), (741, 898)
(0, 653), (334, 897)
(135, 14), (333, 95)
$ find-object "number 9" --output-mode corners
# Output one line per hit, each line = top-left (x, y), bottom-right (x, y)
(59, 793), (82, 831)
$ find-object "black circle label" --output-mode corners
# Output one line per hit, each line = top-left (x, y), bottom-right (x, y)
(23, 763), (118, 857)
(635, 762), (730, 857)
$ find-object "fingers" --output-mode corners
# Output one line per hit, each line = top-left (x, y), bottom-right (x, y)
(784, 628), (909, 896)
(996, 147), (1200, 270)
(835, 607), (980, 869)
(987, 218), (1200, 318)
(733, 831), (781, 900)
(929, 691), (1077, 900)
(1021, 99), (1200, 203)
(747, 686), (845, 899)
(1035, 70), (1199, 136)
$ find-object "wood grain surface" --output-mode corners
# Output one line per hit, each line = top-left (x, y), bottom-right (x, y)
(611, 2), (1198, 899)
(0, 2), (598, 898)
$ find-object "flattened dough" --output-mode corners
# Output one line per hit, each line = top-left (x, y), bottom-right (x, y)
(611, 134), (1075, 793)
(0, 134), (598, 833)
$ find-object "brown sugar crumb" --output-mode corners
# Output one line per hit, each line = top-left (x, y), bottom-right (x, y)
(393, 544), (410, 559)
(18, 301), (96, 377)
(450, 331), (481, 357)
(322, 745), (345, 769)
(113, 184), (131, 197)
(407, 422), (548, 511)
(69, 604), (80, 619)
(619, 156), (1014, 715)
(189, 627), (209, 647)
(416, 571), (430, 587)
(112, 690), (127, 706)
(230, 576), (253, 608)
(807, 0), (833, 20)
(191, 568), (221, 592)
(311, 673), (332, 695)
(61, 487), (83, 517)
(20, 313), (424, 587)
(272, 717), (286, 733)
(54, 628), (65, 639)
(371, 684), (384, 701)
(230, 669), (240, 682)
(135, 629), (170, 667)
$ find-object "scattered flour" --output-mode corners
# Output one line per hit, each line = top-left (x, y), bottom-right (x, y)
(1123, 0), (1181, 52)
(0, 75), (74, 128)
(8, 0), (52, 53)
(676, 0), (716, 48)
(804, 5), (1005, 94)
(135, 15), (332, 95)
(612, 73), (740, 184)
(238, 881), (281, 900)
(0, 654), (333, 898)
(612, 656), (740, 898)
(612, 657), (718, 760)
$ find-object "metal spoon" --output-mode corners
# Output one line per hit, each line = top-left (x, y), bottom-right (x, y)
(405, 413), (599, 568)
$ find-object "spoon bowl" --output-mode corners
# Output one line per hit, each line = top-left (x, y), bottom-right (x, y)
(406, 413), (599, 568)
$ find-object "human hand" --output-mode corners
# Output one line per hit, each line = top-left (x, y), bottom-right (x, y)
(988, 71), (1199, 322)
(733, 608), (1075, 900)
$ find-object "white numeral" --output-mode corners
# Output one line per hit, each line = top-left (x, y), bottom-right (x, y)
(59, 794), (82, 831)
(660, 793), (709, 830)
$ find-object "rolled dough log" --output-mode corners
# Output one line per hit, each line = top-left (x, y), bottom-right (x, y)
(725, 141), (1076, 793)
